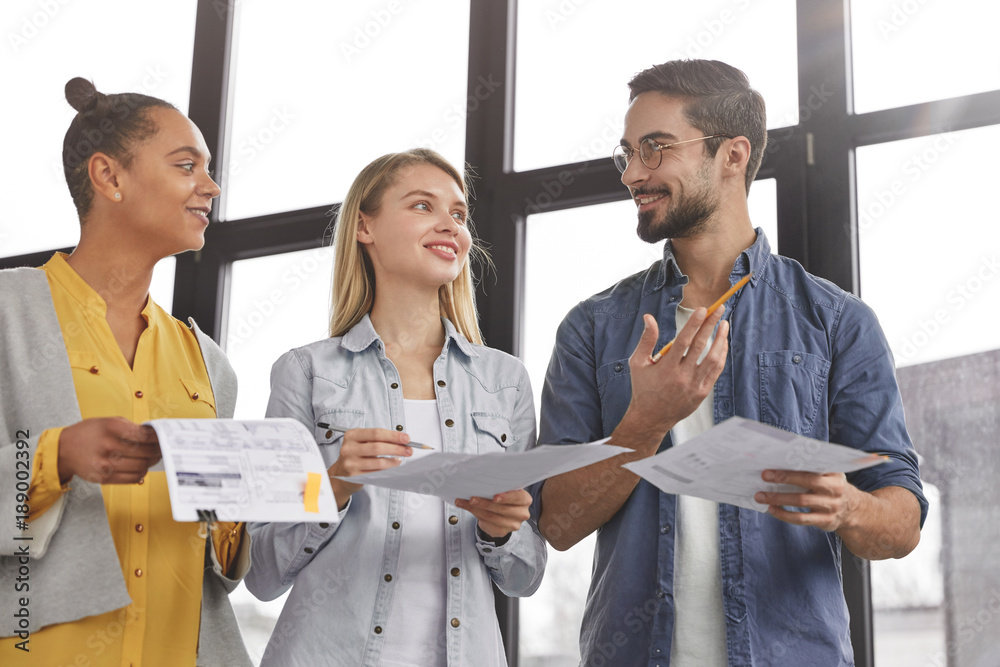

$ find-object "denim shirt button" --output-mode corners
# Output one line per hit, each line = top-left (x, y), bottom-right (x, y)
(614, 363), (624, 373)
(792, 354), (803, 364)
(657, 589), (666, 599)
(391, 382), (399, 389)
(396, 425), (403, 431)
(660, 524), (671, 535)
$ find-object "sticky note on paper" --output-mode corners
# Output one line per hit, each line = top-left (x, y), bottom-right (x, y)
(304, 472), (321, 513)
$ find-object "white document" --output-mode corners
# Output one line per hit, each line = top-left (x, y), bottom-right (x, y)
(622, 416), (887, 512)
(148, 418), (339, 522)
(335, 439), (629, 501)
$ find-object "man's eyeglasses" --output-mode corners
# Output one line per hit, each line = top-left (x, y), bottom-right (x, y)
(612, 134), (731, 173)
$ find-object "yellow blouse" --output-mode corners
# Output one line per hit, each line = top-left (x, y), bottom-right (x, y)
(2, 254), (243, 666)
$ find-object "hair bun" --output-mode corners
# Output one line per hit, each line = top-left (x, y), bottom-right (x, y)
(65, 77), (102, 112)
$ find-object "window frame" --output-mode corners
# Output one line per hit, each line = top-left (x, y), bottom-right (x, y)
(4, 2), (999, 665)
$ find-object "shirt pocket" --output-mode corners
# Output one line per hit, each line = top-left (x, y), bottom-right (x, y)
(314, 409), (365, 465)
(471, 412), (512, 453)
(758, 350), (830, 434)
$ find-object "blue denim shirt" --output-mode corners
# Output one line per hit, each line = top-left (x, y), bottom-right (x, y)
(538, 230), (927, 667)
(246, 315), (546, 667)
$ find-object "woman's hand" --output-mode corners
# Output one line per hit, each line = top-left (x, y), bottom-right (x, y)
(327, 428), (414, 510)
(456, 489), (532, 540)
(57, 416), (161, 485)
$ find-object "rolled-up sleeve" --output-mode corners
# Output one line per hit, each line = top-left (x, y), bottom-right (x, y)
(829, 296), (928, 526)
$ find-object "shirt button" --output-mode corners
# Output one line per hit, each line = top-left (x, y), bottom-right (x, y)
(384, 574), (392, 582)
(445, 419), (454, 427)
(135, 524), (144, 533)
(137, 476), (144, 485)
(134, 390), (143, 398)
(304, 547), (314, 554)
(392, 521), (401, 530)
(614, 363), (623, 373)
(792, 354), (803, 364)
(192, 392), (200, 400)
(391, 383), (399, 389)
(448, 515), (458, 525)
(134, 569), (143, 578)
(89, 366), (99, 374)
(374, 626), (383, 634)
(319, 522), (330, 529)
(450, 618), (460, 628)
(660, 524), (671, 535)
(325, 429), (333, 439)
(482, 547), (493, 553)
(396, 425), (403, 431)
(451, 567), (460, 577)
(657, 589), (666, 599)
(437, 380), (446, 387)
(500, 434), (507, 443)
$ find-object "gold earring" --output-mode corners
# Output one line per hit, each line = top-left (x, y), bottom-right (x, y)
(114, 192), (122, 200)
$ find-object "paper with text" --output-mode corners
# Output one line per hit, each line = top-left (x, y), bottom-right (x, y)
(622, 417), (887, 512)
(335, 439), (628, 501)
(148, 418), (339, 522)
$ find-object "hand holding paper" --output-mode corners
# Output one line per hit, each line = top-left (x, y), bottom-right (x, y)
(622, 417), (886, 513)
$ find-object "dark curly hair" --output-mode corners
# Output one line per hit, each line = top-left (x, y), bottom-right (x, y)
(62, 77), (177, 219)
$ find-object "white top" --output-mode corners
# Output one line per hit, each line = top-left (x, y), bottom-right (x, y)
(380, 400), (448, 667)
(669, 305), (728, 667)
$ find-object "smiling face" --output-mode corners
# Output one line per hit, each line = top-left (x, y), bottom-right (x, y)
(620, 93), (722, 243)
(356, 162), (472, 292)
(114, 107), (220, 256)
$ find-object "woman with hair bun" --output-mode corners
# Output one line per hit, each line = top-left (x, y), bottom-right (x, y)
(245, 149), (547, 666)
(0, 79), (250, 666)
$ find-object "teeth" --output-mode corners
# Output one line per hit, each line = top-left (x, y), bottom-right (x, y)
(637, 195), (663, 205)
(428, 245), (456, 254)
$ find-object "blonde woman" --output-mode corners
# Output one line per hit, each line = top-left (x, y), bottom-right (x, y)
(246, 149), (546, 667)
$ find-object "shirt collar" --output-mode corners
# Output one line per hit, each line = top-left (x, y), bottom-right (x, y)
(340, 313), (478, 358)
(44, 252), (158, 329)
(656, 227), (772, 288)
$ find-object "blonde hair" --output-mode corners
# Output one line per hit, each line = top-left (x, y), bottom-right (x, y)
(329, 148), (489, 344)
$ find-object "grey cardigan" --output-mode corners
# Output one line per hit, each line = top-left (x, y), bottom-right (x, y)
(0, 267), (251, 666)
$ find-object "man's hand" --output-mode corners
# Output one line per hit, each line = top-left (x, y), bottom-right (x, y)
(753, 470), (858, 531)
(58, 416), (161, 485)
(754, 470), (921, 559)
(456, 489), (532, 540)
(327, 428), (414, 510)
(625, 308), (729, 437)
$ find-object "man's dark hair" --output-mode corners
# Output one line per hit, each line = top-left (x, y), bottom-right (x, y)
(62, 77), (177, 219)
(628, 60), (767, 195)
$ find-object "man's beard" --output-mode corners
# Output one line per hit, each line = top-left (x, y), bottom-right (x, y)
(635, 166), (719, 243)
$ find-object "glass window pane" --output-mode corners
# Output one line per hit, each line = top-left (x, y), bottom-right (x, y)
(857, 128), (1000, 368)
(858, 126), (1000, 665)
(851, 1), (1000, 114)
(0, 0), (197, 258)
(225, 248), (336, 420)
(223, 1), (470, 221)
(520, 181), (776, 663)
(514, 0), (798, 172)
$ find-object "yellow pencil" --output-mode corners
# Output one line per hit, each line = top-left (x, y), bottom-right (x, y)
(651, 272), (753, 362)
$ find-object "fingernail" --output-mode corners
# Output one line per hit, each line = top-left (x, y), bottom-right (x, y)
(754, 493), (766, 503)
(762, 470), (775, 482)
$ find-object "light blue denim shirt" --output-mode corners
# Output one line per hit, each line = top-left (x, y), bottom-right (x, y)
(537, 230), (927, 667)
(246, 315), (546, 667)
